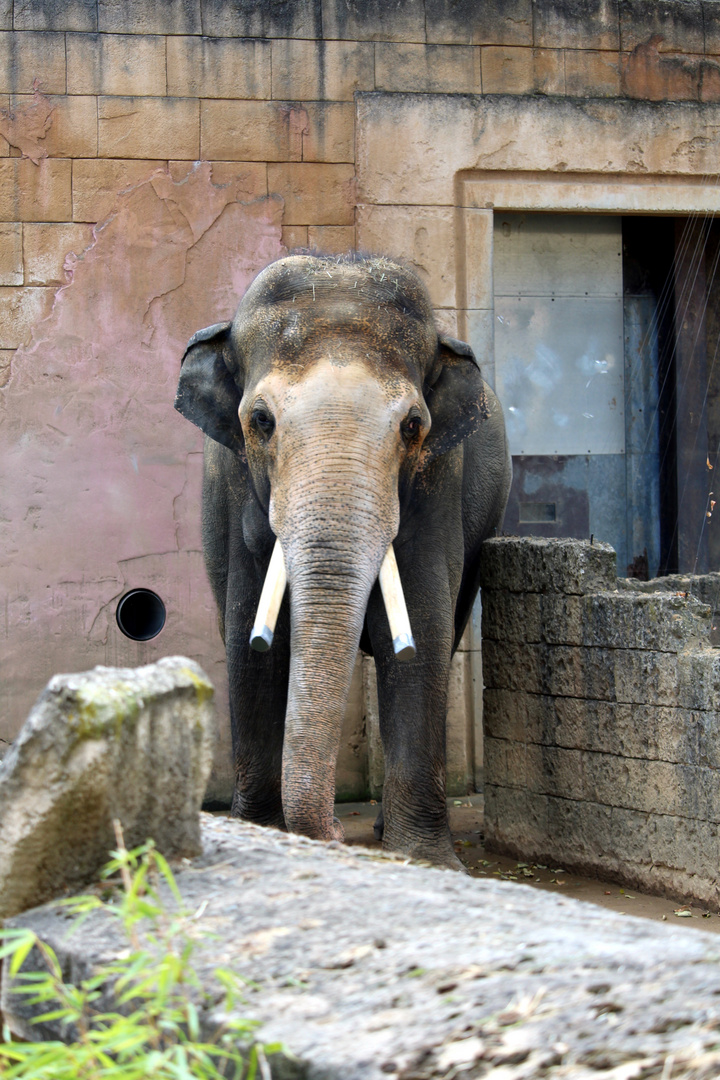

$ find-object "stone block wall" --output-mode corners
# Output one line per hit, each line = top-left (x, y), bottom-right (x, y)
(479, 535), (720, 908)
(3, 1), (720, 367)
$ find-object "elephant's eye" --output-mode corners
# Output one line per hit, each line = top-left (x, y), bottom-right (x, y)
(252, 406), (275, 438)
(401, 413), (421, 442)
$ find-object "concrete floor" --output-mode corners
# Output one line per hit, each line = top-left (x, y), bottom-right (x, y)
(337, 796), (720, 933)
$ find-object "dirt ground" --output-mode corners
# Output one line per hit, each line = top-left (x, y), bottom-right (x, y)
(337, 796), (720, 933)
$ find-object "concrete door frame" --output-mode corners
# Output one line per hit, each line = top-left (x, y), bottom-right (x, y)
(456, 169), (720, 386)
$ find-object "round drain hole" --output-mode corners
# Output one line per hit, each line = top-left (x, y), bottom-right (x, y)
(116, 589), (166, 641)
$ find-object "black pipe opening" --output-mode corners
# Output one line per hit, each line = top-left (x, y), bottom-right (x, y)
(116, 589), (166, 641)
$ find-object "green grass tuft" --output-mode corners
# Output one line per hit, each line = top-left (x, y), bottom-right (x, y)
(0, 824), (282, 1079)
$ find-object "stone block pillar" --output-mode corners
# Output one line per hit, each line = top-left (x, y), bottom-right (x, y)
(479, 535), (720, 908)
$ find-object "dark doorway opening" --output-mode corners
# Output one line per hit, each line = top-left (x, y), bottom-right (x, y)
(622, 216), (676, 576)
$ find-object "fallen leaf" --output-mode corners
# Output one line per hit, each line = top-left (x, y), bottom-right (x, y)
(239, 926), (293, 956)
(435, 1036), (484, 1070)
(324, 943), (375, 968)
(674, 908), (693, 918)
(496, 989), (545, 1026)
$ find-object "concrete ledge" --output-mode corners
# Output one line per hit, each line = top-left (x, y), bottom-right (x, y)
(4, 814), (720, 1078)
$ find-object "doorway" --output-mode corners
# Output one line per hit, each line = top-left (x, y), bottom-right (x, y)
(493, 211), (717, 578)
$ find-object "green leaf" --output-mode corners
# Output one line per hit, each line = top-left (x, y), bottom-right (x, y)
(32, 1008), (75, 1024)
(185, 1001), (200, 1042)
(0, 842), (276, 1080)
(8, 938), (36, 978)
(36, 940), (63, 981)
(152, 852), (184, 908)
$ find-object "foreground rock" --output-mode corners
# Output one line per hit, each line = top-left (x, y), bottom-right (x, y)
(5, 815), (720, 1079)
(0, 657), (215, 918)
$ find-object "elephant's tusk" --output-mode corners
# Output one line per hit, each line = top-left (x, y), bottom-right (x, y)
(379, 544), (416, 661)
(249, 539), (287, 652)
(250, 539), (416, 661)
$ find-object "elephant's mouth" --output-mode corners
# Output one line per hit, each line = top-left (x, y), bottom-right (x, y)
(250, 538), (416, 661)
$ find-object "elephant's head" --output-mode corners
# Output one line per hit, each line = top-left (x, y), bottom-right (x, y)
(175, 255), (487, 839)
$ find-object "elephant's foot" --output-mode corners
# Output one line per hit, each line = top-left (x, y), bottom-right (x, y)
(230, 788), (286, 831)
(383, 835), (466, 872)
(373, 806), (384, 841)
(282, 809), (345, 843)
(331, 817), (345, 842)
(381, 817), (466, 872)
(378, 781), (463, 870)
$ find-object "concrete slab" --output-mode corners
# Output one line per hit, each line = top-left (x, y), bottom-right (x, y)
(4, 813), (720, 1079)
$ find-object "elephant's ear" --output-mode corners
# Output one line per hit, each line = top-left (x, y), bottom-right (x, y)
(174, 322), (246, 460)
(420, 332), (489, 466)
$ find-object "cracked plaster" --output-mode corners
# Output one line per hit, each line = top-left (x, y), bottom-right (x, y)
(0, 87), (53, 164)
(0, 162), (285, 799)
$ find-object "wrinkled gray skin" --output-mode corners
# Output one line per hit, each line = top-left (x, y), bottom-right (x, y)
(175, 254), (511, 869)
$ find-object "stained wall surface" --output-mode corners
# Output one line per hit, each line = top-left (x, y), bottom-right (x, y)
(2, 0), (720, 801)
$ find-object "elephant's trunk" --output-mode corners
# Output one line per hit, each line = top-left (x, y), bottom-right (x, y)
(281, 564), (374, 839)
(275, 436), (397, 840)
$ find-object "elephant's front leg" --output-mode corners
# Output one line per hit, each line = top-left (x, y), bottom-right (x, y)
(224, 562), (291, 830)
(366, 556), (463, 871)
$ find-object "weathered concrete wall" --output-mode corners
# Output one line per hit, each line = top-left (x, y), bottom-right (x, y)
(2, 0), (720, 803)
(480, 535), (720, 909)
(0, 164), (284, 801)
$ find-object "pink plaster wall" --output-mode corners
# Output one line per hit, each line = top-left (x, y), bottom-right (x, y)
(0, 163), (285, 800)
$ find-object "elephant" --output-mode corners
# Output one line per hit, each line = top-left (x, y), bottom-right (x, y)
(175, 253), (511, 869)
